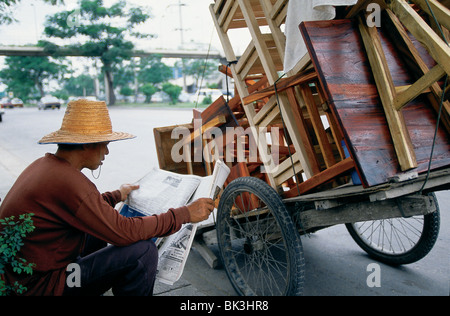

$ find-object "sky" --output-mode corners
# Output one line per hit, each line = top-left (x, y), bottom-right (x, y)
(0, 0), (252, 93)
(0, 0), (250, 54)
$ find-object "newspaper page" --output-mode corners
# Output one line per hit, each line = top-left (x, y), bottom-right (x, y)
(125, 160), (230, 285)
(156, 160), (230, 285)
(126, 168), (202, 216)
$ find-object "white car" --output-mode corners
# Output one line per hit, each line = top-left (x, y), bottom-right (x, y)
(38, 96), (61, 110)
(11, 98), (24, 107)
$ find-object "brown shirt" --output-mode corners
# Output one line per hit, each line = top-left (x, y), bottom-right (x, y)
(0, 153), (190, 295)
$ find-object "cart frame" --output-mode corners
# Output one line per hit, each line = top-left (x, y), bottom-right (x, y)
(215, 167), (448, 296)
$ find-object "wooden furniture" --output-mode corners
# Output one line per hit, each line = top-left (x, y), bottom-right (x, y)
(155, 0), (449, 197)
(210, 0), (356, 197)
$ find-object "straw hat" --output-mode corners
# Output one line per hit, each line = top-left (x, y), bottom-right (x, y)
(38, 99), (135, 144)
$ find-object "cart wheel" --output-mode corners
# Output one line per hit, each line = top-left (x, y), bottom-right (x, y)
(345, 193), (440, 265)
(217, 177), (305, 296)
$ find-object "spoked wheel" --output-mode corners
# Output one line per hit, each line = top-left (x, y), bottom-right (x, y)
(346, 194), (440, 265)
(217, 177), (305, 296)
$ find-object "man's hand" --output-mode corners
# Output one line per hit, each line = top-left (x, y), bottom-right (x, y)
(186, 198), (215, 223)
(119, 184), (140, 202)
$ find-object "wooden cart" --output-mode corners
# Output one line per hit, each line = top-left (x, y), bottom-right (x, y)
(155, 0), (450, 295)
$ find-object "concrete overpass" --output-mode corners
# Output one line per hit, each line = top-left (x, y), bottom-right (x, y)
(0, 46), (224, 60)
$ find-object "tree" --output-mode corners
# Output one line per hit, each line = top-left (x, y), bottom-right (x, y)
(162, 82), (182, 105)
(141, 83), (157, 103)
(138, 55), (173, 85)
(0, 56), (68, 100)
(180, 59), (218, 90)
(42, 0), (151, 105)
(0, 0), (63, 25)
(62, 74), (95, 97)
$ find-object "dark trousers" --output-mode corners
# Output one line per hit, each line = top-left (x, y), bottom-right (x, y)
(63, 236), (158, 296)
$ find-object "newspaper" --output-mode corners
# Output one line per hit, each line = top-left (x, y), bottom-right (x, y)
(126, 160), (230, 285)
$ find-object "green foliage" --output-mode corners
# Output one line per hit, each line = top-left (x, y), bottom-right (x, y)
(179, 59), (218, 90)
(141, 83), (158, 103)
(0, 56), (68, 100)
(0, 0), (63, 25)
(119, 85), (133, 97)
(43, 0), (152, 105)
(0, 213), (36, 296)
(202, 95), (212, 105)
(138, 55), (173, 85)
(63, 74), (95, 97)
(162, 83), (182, 105)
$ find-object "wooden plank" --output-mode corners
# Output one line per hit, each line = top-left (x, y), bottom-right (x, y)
(286, 88), (322, 174)
(389, 0), (450, 76)
(244, 104), (277, 187)
(297, 158), (355, 194)
(394, 64), (445, 110)
(210, 4), (237, 63)
(259, 103), (280, 128)
(299, 195), (436, 230)
(270, 0), (288, 20)
(383, 9), (450, 132)
(412, 0), (450, 32)
(242, 68), (317, 104)
(213, 0), (226, 14)
(358, 16), (418, 171)
(260, 0), (286, 63)
(253, 96), (277, 124)
(300, 83), (336, 169)
(238, 0), (278, 83)
(237, 0), (316, 183)
(300, 19), (450, 187)
(192, 239), (218, 269)
(345, 0), (387, 18)
(182, 115), (227, 146)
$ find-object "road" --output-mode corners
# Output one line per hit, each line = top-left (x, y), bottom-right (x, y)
(0, 107), (448, 296)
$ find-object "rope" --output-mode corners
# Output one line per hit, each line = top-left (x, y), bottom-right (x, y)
(194, 27), (215, 108)
(418, 0), (449, 194)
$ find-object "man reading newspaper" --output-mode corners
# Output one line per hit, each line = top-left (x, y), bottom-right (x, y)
(0, 99), (215, 296)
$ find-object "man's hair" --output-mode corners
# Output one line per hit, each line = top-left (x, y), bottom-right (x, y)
(57, 144), (85, 151)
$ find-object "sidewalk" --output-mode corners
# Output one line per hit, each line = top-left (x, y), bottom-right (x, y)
(102, 242), (236, 296)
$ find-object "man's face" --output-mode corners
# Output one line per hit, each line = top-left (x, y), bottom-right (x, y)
(84, 142), (110, 170)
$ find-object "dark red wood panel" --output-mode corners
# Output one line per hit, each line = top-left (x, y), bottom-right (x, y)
(300, 19), (450, 187)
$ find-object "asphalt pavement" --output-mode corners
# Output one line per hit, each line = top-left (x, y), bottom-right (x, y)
(0, 107), (449, 297)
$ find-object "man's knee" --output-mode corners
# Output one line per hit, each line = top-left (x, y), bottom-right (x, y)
(133, 240), (158, 271)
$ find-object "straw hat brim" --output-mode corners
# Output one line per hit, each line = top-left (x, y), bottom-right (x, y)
(38, 99), (136, 145)
(38, 130), (136, 145)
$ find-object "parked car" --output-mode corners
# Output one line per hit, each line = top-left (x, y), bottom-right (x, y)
(38, 96), (61, 110)
(178, 92), (192, 103)
(11, 98), (23, 108)
(151, 91), (170, 103)
(0, 97), (13, 108)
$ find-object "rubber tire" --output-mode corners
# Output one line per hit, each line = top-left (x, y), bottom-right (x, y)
(217, 177), (305, 296)
(345, 194), (440, 265)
